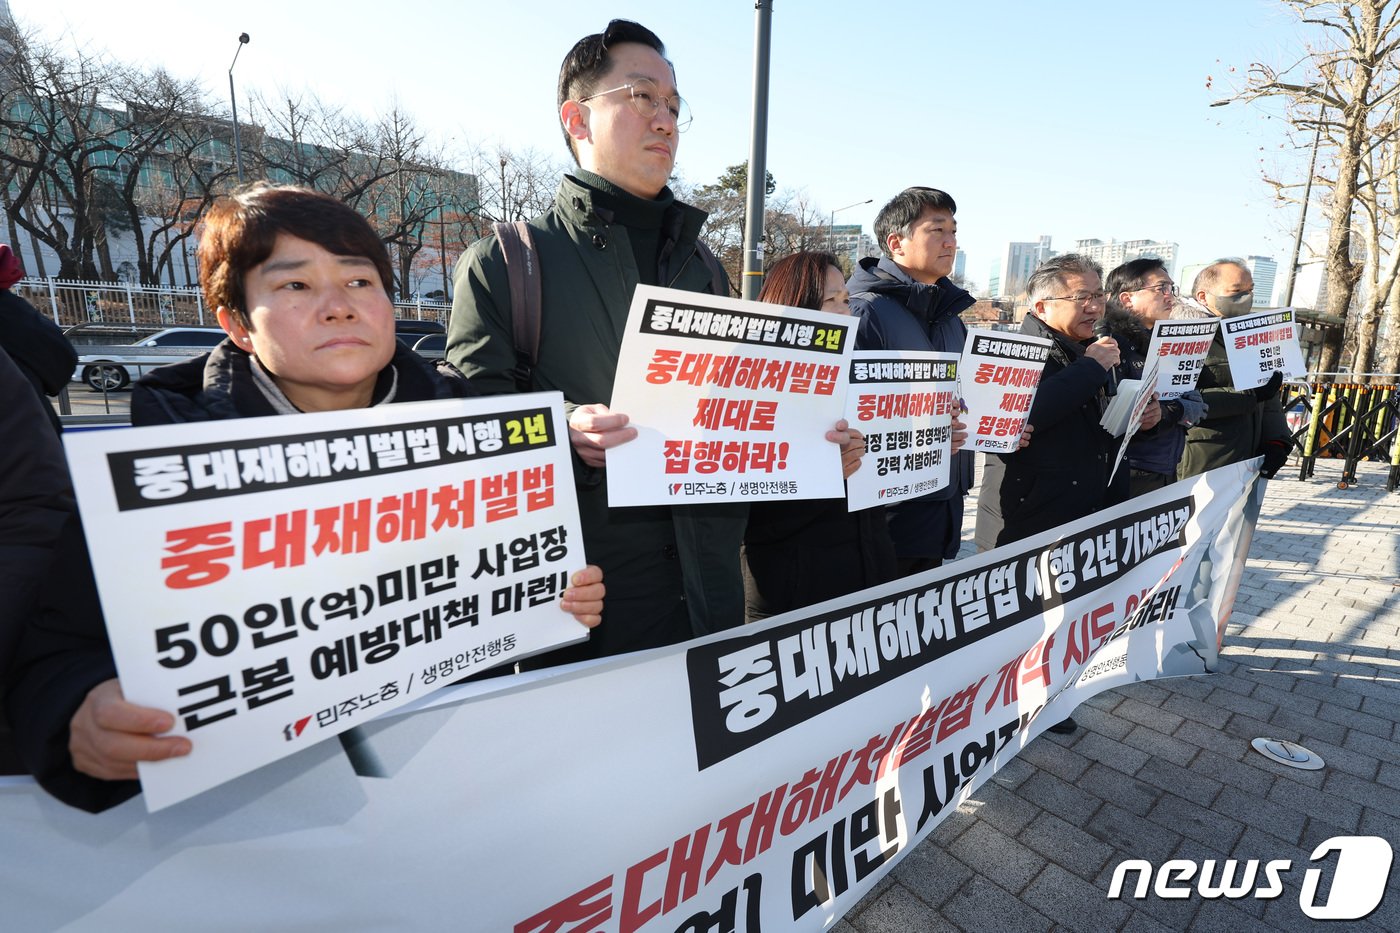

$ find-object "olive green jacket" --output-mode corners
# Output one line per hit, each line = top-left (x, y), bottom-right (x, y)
(447, 175), (745, 654)
(1178, 329), (1289, 478)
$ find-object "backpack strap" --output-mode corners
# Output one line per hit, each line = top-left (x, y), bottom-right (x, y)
(492, 220), (542, 391)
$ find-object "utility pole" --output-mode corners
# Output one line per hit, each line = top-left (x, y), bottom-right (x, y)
(740, 1), (773, 300)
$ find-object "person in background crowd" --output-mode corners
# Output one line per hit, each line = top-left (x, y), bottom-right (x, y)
(846, 188), (978, 575)
(974, 254), (1161, 734)
(743, 251), (896, 619)
(4, 185), (605, 812)
(448, 20), (858, 658)
(0, 244), (77, 434)
(0, 346), (74, 674)
(1173, 258), (1290, 479)
(1102, 258), (1206, 495)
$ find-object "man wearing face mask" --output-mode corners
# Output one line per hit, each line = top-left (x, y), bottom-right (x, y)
(1173, 259), (1289, 479)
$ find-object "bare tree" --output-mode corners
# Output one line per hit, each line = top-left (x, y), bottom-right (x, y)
(1347, 106), (1400, 375)
(458, 141), (567, 237)
(1226, 0), (1400, 375)
(0, 22), (137, 279)
(686, 161), (775, 292)
(108, 71), (234, 286)
(764, 187), (831, 265)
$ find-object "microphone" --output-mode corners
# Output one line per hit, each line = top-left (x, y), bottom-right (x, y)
(1092, 317), (1118, 397)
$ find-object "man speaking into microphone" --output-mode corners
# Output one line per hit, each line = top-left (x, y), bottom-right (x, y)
(975, 254), (1161, 551)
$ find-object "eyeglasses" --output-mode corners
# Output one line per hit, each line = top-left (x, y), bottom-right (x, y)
(1133, 282), (1179, 297)
(578, 78), (692, 132)
(1043, 291), (1107, 305)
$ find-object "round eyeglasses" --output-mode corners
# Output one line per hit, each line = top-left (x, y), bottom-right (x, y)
(578, 78), (692, 132)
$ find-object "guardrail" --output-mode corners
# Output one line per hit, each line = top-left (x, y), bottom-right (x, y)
(14, 277), (451, 331)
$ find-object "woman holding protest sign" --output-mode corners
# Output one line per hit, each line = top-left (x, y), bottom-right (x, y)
(741, 251), (899, 620)
(5, 185), (605, 812)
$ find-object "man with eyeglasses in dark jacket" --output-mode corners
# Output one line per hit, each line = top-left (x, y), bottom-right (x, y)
(1102, 258), (1206, 495)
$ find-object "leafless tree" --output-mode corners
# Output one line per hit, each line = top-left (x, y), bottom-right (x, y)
(1225, 0), (1400, 375)
(458, 141), (567, 237)
(0, 22), (137, 279)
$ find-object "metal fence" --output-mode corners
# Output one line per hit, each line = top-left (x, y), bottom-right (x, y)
(14, 277), (451, 333)
(1286, 374), (1400, 491)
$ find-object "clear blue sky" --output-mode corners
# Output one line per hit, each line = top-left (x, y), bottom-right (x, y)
(13, 0), (1317, 293)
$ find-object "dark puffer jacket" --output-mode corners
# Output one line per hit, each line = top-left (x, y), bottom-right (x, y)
(974, 313), (1126, 550)
(847, 257), (976, 558)
(0, 288), (78, 433)
(133, 340), (475, 422)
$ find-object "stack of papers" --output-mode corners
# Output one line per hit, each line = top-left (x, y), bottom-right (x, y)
(1100, 378), (1141, 437)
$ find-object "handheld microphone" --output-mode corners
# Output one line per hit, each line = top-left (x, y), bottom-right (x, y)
(1092, 317), (1118, 397)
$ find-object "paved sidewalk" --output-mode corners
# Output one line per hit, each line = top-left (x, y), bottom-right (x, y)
(842, 459), (1400, 932)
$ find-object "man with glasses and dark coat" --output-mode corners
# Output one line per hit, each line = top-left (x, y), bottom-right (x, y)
(448, 20), (740, 661)
(1102, 258), (1206, 496)
(975, 254), (1161, 550)
(975, 254), (1161, 734)
(448, 21), (856, 660)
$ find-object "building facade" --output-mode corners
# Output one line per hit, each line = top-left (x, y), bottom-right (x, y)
(1075, 238), (1179, 279)
(989, 236), (1054, 299)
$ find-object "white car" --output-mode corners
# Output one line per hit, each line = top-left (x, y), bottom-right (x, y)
(72, 327), (228, 391)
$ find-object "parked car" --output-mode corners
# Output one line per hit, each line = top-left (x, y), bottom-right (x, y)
(72, 327), (227, 391)
(412, 332), (447, 359)
(394, 319), (445, 348)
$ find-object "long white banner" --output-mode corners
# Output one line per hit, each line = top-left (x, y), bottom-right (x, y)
(2, 462), (1265, 932)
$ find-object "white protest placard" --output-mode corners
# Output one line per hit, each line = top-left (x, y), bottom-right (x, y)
(64, 392), (587, 811)
(1145, 318), (1218, 399)
(843, 350), (959, 511)
(959, 328), (1052, 453)
(1220, 308), (1307, 390)
(607, 284), (853, 506)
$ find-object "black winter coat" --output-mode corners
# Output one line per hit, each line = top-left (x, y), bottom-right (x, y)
(0, 288), (77, 433)
(742, 498), (896, 621)
(847, 257), (976, 559)
(1099, 308), (1205, 478)
(974, 314), (1127, 550)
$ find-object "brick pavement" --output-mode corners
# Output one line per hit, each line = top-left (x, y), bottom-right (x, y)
(840, 459), (1400, 932)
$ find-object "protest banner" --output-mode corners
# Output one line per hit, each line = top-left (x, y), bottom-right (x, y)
(959, 328), (1052, 453)
(1144, 318), (1217, 399)
(1220, 308), (1307, 390)
(3, 460), (1265, 930)
(843, 350), (960, 511)
(61, 392), (586, 811)
(607, 285), (854, 506)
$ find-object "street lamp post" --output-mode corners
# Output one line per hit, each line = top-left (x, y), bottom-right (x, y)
(228, 33), (250, 183)
(1282, 107), (1326, 307)
(828, 198), (871, 260)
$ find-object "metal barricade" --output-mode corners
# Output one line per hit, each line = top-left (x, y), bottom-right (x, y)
(1293, 374), (1400, 489)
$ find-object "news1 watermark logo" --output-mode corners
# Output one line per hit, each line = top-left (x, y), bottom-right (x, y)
(1107, 836), (1393, 920)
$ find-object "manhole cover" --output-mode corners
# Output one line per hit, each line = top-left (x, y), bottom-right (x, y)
(1251, 737), (1325, 770)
